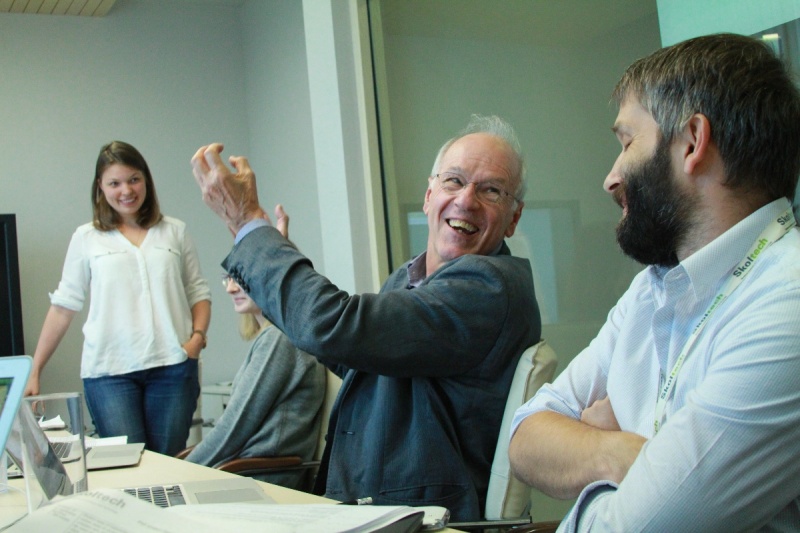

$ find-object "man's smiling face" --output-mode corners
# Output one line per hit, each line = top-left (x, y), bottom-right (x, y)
(423, 132), (523, 276)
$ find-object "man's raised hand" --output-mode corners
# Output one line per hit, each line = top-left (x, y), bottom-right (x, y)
(191, 143), (268, 236)
(274, 204), (289, 239)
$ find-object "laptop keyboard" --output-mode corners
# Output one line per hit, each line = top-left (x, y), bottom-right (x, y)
(49, 440), (91, 461)
(123, 485), (187, 507)
(51, 441), (71, 459)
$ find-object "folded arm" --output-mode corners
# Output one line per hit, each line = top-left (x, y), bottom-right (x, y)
(512, 284), (800, 531)
(509, 409), (645, 499)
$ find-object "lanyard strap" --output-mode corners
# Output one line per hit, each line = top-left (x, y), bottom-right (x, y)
(653, 207), (796, 434)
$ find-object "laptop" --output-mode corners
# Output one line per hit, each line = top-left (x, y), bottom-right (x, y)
(121, 477), (276, 508)
(48, 439), (145, 470)
(0, 357), (272, 508)
(5, 387), (75, 500)
(9, 402), (272, 507)
(6, 404), (145, 477)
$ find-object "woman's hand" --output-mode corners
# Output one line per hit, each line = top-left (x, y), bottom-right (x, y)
(183, 333), (204, 360)
(24, 371), (40, 396)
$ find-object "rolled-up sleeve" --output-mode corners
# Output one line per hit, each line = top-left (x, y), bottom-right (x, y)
(49, 228), (90, 311)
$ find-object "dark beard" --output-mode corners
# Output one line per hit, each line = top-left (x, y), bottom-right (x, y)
(615, 139), (695, 267)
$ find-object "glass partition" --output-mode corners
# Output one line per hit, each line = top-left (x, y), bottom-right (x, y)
(752, 18), (800, 215)
(367, 0), (660, 374)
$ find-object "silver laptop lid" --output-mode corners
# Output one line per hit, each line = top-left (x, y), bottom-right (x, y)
(5, 396), (74, 501)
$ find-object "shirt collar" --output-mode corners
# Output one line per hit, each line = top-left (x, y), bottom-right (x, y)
(653, 198), (792, 300)
(406, 240), (511, 288)
(407, 252), (427, 288)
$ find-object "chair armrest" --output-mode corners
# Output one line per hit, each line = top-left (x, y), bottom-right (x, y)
(174, 445), (195, 460)
(176, 444), (318, 481)
(510, 521), (561, 533)
(449, 518), (560, 532)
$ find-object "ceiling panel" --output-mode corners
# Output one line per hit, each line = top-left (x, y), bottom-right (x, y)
(0, 0), (116, 16)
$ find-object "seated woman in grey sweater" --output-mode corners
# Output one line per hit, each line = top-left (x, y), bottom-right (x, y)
(186, 274), (326, 490)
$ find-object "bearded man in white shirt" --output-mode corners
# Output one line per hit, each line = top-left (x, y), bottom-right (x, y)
(509, 33), (800, 532)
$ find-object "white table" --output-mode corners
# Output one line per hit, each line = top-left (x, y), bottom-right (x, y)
(1, 451), (463, 531)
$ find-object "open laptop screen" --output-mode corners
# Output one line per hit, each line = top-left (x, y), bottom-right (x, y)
(0, 378), (12, 416)
(0, 357), (31, 453)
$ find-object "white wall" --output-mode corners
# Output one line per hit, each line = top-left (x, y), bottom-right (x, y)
(0, 0), (306, 392)
(241, 0), (322, 272)
(241, 0), (384, 298)
(0, 0), (381, 407)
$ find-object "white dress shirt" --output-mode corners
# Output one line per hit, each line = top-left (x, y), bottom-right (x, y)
(512, 199), (800, 532)
(50, 216), (211, 378)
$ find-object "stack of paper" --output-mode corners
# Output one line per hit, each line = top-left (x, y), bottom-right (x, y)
(6, 489), (425, 533)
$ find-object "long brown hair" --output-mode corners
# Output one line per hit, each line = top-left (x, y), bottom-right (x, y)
(92, 141), (163, 230)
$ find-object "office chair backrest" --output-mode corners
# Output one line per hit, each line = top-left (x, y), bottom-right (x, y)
(485, 339), (558, 520)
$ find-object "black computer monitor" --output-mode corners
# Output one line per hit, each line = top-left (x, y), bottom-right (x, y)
(0, 214), (25, 356)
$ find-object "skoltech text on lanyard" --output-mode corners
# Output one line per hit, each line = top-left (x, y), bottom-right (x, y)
(653, 207), (797, 434)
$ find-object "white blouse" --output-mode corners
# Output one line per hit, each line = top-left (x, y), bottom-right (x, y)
(50, 216), (211, 378)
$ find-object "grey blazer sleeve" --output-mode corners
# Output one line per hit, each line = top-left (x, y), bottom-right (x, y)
(223, 225), (539, 378)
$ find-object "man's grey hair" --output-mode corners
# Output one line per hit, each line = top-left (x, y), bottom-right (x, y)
(431, 114), (527, 201)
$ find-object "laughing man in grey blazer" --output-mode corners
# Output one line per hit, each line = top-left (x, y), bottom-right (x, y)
(191, 115), (541, 521)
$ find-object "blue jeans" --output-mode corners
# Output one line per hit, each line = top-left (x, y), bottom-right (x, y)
(83, 358), (199, 457)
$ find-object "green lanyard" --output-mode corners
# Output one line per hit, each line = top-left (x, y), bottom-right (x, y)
(653, 207), (797, 434)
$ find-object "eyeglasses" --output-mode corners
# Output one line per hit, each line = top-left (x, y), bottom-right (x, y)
(434, 172), (519, 204)
(221, 273), (232, 288)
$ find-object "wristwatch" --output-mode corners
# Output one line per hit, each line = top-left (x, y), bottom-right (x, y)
(192, 329), (207, 349)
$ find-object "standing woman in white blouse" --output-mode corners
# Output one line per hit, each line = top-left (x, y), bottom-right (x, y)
(25, 141), (212, 456)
